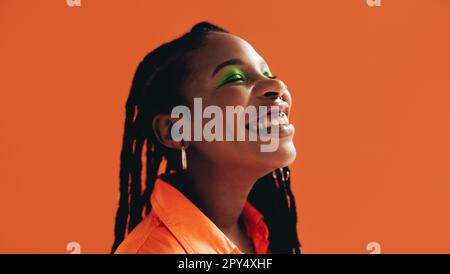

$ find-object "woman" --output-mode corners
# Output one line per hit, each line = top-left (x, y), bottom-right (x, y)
(112, 22), (301, 254)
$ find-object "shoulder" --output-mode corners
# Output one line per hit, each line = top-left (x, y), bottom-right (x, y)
(114, 211), (187, 254)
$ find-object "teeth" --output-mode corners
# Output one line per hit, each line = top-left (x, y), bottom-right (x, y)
(260, 112), (288, 129)
(278, 112), (289, 125)
(247, 110), (290, 131)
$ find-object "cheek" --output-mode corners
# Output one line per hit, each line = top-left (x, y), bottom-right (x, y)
(210, 86), (250, 107)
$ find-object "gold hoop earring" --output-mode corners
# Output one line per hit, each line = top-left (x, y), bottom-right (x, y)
(181, 145), (187, 171)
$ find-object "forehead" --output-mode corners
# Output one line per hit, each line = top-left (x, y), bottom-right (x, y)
(189, 32), (266, 74)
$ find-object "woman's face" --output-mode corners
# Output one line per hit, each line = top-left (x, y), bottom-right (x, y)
(180, 32), (296, 175)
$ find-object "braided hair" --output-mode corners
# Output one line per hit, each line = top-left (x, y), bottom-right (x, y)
(111, 22), (301, 254)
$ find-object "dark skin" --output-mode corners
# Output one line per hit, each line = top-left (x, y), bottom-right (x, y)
(153, 32), (296, 253)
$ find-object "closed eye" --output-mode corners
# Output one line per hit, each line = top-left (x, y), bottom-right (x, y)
(262, 70), (277, 79)
(217, 68), (248, 87)
(224, 73), (245, 83)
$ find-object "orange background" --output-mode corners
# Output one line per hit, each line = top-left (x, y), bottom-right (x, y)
(1, 0), (450, 254)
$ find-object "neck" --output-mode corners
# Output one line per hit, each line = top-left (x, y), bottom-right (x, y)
(182, 156), (262, 232)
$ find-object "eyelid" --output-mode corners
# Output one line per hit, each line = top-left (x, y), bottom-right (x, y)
(217, 68), (247, 87)
(262, 70), (277, 79)
(216, 67), (277, 89)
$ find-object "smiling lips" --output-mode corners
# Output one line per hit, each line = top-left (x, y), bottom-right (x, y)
(245, 102), (293, 134)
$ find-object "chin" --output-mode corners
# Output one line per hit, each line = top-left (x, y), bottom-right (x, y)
(274, 141), (297, 167)
(255, 140), (297, 170)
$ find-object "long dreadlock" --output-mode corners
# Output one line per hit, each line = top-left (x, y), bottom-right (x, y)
(111, 22), (301, 254)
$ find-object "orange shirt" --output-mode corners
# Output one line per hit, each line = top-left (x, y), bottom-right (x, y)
(115, 177), (270, 254)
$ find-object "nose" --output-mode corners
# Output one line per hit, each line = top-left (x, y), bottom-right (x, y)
(253, 77), (288, 101)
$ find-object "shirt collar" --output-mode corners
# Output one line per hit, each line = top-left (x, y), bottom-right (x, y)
(150, 176), (269, 254)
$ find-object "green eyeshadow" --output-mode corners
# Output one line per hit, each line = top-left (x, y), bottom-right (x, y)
(217, 68), (247, 87)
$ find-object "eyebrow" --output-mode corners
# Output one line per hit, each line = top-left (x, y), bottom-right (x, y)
(212, 58), (245, 77)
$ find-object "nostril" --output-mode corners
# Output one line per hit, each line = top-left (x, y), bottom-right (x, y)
(263, 91), (280, 98)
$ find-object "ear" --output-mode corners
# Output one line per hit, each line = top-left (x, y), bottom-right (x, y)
(152, 114), (185, 150)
